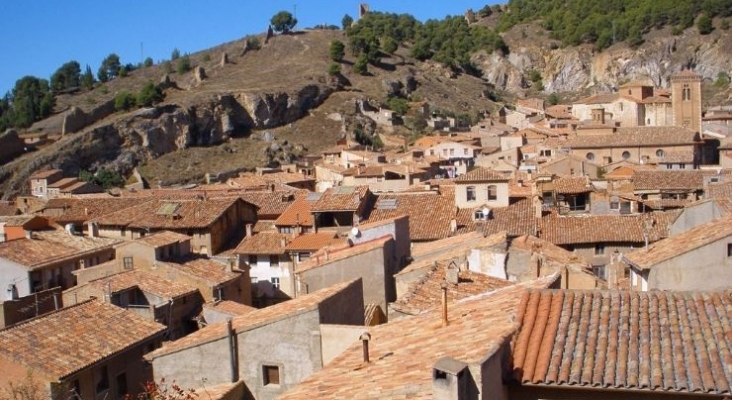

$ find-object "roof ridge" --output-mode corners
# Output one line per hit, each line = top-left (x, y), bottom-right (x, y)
(0, 297), (97, 332)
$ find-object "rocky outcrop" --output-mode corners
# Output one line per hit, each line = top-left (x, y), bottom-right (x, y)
(476, 25), (732, 93)
(0, 82), (334, 199)
(61, 100), (116, 135)
(0, 130), (26, 164)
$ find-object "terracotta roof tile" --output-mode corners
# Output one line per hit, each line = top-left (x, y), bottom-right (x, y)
(161, 257), (241, 286)
(473, 199), (539, 238)
(69, 269), (199, 300)
(624, 215), (732, 270)
(93, 198), (243, 229)
(552, 176), (592, 194)
(708, 181), (732, 199)
(274, 195), (315, 227)
(0, 202), (19, 217)
(41, 197), (146, 224)
(134, 230), (192, 248)
(633, 170), (723, 191)
(574, 93), (620, 105)
(147, 279), (361, 360)
(0, 230), (120, 269)
(278, 275), (558, 399)
(512, 289), (732, 395)
(29, 169), (62, 179)
(285, 232), (341, 252)
(239, 191), (301, 218)
(539, 212), (677, 245)
(234, 232), (289, 255)
(311, 186), (370, 212)
(364, 192), (457, 241)
(455, 168), (510, 182)
(510, 235), (588, 266)
(566, 127), (699, 148)
(47, 177), (79, 189)
(390, 262), (513, 316)
(0, 299), (165, 379)
(203, 300), (256, 316)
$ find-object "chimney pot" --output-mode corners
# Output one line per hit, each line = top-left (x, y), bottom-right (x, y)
(245, 223), (253, 237)
(441, 280), (449, 327)
(360, 332), (371, 363)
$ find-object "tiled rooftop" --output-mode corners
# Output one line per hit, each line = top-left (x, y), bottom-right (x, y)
(633, 170), (721, 191)
(512, 289), (732, 395)
(539, 212), (677, 245)
(0, 299), (165, 379)
(29, 169), (62, 179)
(510, 235), (588, 266)
(42, 197), (145, 224)
(574, 93), (620, 105)
(474, 199), (539, 238)
(47, 177), (78, 189)
(285, 232), (342, 252)
(239, 190), (302, 218)
(274, 195), (315, 227)
(278, 275), (558, 399)
(364, 192), (458, 241)
(147, 279), (361, 359)
(233, 232), (289, 255)
(161, 257), (241, 286)
(624, 215), (732, 270)
(68, 269), (198, 300)
(566, 126), (698, 148)
(134, 230), (192, 248)
(390, 262), (513, 316)
(311, 186), (370, 212)
(93, 197), (241, 229)
(455, 167), (511, 183)
(203, 300), (256, 316)
(551, 176), (592, 194)
(0, 202), (18, 217)
(0, 230), (119, 269)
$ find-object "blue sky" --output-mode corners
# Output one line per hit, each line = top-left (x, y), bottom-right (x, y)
(1, 1), (499, 96)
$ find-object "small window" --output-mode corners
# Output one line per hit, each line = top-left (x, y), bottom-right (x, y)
(487, 185), (498, 201)
(96, 365), (109, 394)
(298, 252), (310, 262)
(269, 255), (279, 267)
(656, 149), (665, 158)
(116, 373), (128, 397)
(728, 243), (732, 257)
(263, 365), (280, 386)
(248, 255), (257, 265)
(449, 148), (455, 156)
(593, 265), (606, 280)
(622, 151), (631, 160)
(121, 228), (126, 237)
(586, 152), (595, 161)
(610, 201), (619, 210)
(595, 244), (605, 255)
(466, 186), (476, 201)
(434, 369), (448, 380)
(123, 257), (133, 270)
(679, 164), (685, 169)
(271, 277), (280, 289)
(463, 148), (468, 155)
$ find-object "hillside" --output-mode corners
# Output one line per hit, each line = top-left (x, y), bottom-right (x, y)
(0, 3), (730, 199)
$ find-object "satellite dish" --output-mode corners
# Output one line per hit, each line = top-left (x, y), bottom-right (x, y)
(350, 227), (361, 238)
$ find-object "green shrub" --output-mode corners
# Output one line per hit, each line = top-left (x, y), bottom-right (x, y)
(143, 57), (154, 67)
(328, 63), (341, 75)
(114, 91), (136, 111)
(354, 54), (369, 75)
(171, 48), (181, 60)
(136, 81), (164, 107)
(176, 54), (191, 74)
(330, 40), (345, 61)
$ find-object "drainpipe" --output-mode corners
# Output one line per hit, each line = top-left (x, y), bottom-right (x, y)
(227, 318), (239, 382)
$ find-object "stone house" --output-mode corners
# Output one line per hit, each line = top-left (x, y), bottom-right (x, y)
(454, 167), (510, 209)
(719, 136), (732, 168)
(29, 169), (64, 198)
(0, 229), (118, 297)
(91, 197), (257, 255)
(145, 279), (365, 400)
(234, 231), (293, 306)
(0, 215), (52, 242)
(341, 164), (428, 193)
(310, 186), (375, 233)
(0, 287), (63, 329)
(632, 170), (723, 206)
(565, 126), (701, 168)
(46, 177), (103, 198)
(0, 299), (165, 400)
(274, 195), (316, 234)
(63, 268), (203, 340)
(668, 197), (732, 236)
(36, 197), (144, 233)
(623, 215), (732, 291)
(538, 212), (677, 279)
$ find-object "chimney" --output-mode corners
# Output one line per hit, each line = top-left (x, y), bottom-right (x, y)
(245, 224), (253, 237)
(25, 230), (34, 240)
(324, 248), (330, 261)
(360, 332), (371, 363)
(432, 357), (470, 400)
(441, 280), (449, 327)
(84, 207), (89, 216)
(88, 222), (99, 238)
(449, 219), (457, 234)
(280, 237), (287, 248)
(446, 262), (459, 285)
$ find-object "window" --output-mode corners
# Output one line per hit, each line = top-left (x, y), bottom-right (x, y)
(683, 84), (691, 101)
(679, 164), (685, 169)
(656, 149), (665, 158)
(96, 365), (109, 394)
(263, 365), (280, 386)
(610, 200), (619, 210)
(487, 185), (498, 201)
(116, 373), (128, 397)
(466, 186), (476, 201)
(270, 277), (280, 289)
(298, 252), (310, 262)
(248, 255), (257, 265)
(595, 244), (605, 255)
(121, 228), (126, 237)
(622, 151), (631, 160)
(728, 243), (732, 257)
(666, 164), (673, 170)
(593, 265), (606, 280)
(449, 148), (455, 156)
(463, 148), (468, 155)
(123, 257), (133, 270)
(586, 152), (595, 161)
(269, 255), (279, 267)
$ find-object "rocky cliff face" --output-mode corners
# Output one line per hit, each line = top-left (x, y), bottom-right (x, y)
(0, 82), (333, 199)
(475, 24), (732, 94)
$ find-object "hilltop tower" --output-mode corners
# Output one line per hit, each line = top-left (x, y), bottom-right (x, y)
(670, 70), (702, 132)
(359, 3), (369, 19)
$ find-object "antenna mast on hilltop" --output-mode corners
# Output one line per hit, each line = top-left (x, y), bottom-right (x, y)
(293, 3), (297, 19)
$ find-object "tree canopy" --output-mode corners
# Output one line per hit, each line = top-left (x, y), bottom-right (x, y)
(497, 0), (732, 51)
(270, 11), (298, 33)
(3, 76), (55, 128)
(50, 61), (81, 93)
(97, 53), (121, 82)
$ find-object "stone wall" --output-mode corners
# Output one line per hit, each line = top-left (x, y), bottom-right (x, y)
(0, 130), (26, 164)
